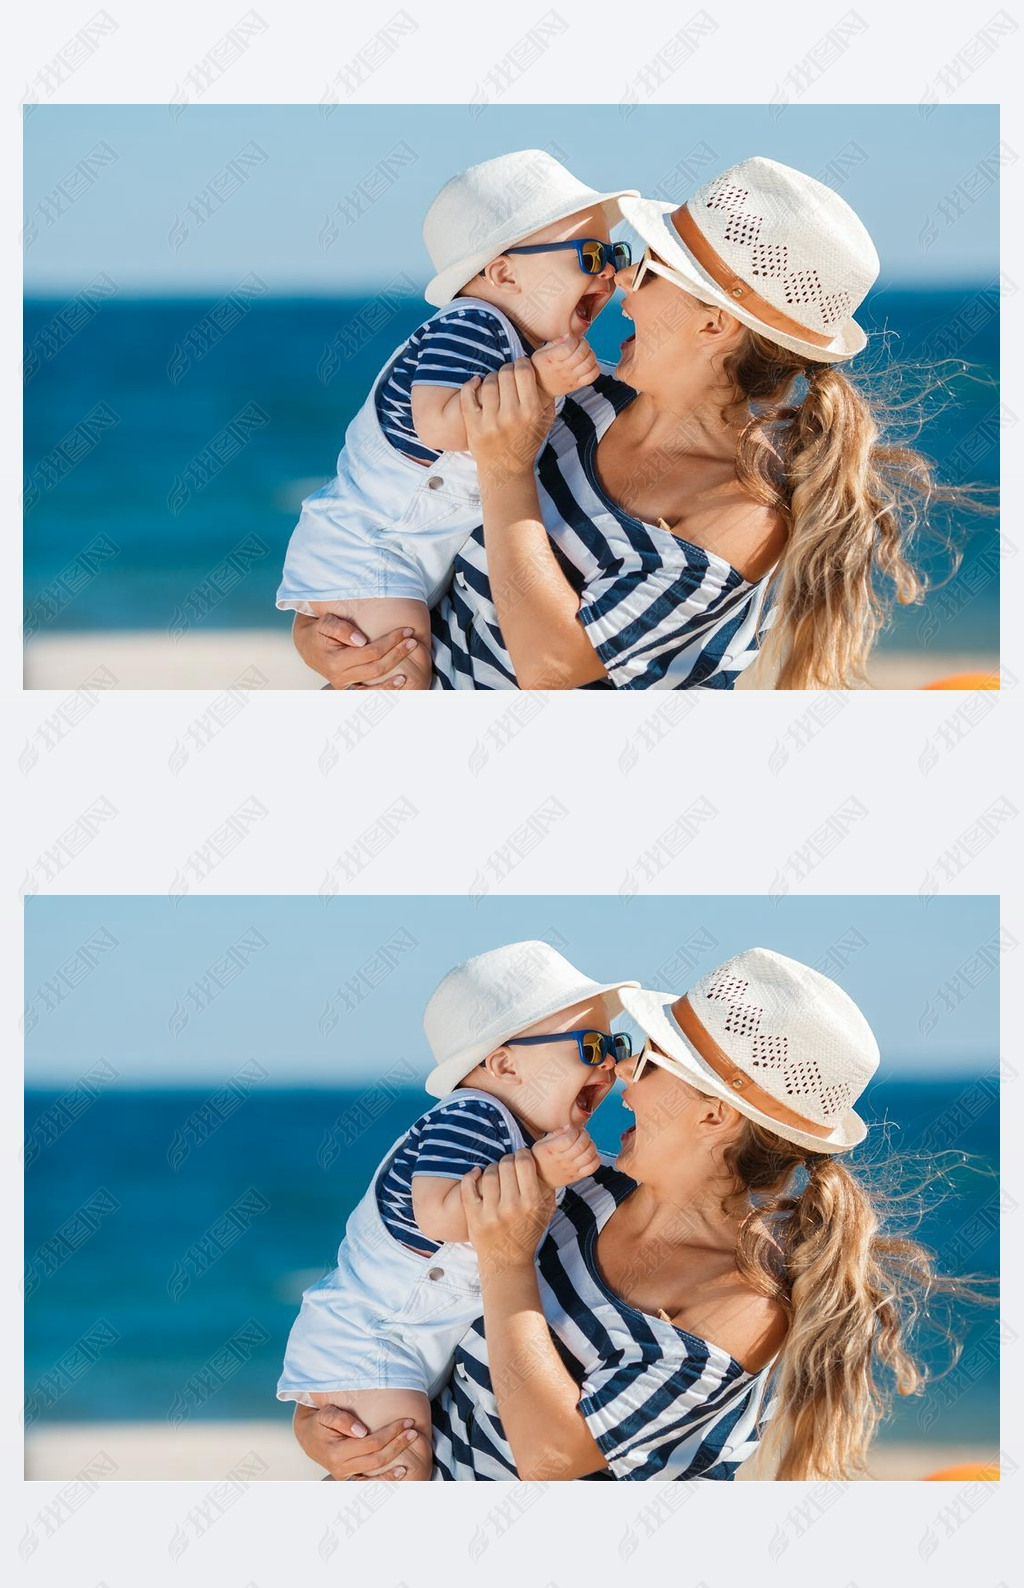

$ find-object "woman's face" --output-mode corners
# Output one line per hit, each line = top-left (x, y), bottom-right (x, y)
(613, 1041), (713, 1179)
(612, 252), (717, 390)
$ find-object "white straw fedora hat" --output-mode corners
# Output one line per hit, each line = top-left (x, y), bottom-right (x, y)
(618, 947), (879, 1153)
(424, 940), (639, 1098)
(423, 150), (639, 308)
(618, 156), (879, 363)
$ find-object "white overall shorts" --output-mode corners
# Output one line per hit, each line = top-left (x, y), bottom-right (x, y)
(276, 1090), (529, 1404)
(276, 302), (531, 614)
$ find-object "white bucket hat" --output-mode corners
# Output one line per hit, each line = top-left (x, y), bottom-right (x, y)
(619, 947), (879, 1153)
(619, 155), (879, 363)
(423, 149), (639, 308)
(423, 940), (639, 1098)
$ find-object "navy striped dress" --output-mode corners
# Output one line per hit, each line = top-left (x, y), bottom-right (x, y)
(431, 1165), (774, 1480)
(431, 373), (774, 690)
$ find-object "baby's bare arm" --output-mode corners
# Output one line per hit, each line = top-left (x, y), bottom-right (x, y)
(410, 385), (470, 453)
(413, 1139), (597, 1240)
(411, 1176), (470, 1242)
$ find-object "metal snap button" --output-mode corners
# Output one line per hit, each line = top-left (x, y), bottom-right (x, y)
(427, 1266), (445, 1281)
(426, 476), (444, 490)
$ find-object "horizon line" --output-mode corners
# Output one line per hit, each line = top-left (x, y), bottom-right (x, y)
(25, 1064), (1000, 1090)
(23, 276), (1001, 303)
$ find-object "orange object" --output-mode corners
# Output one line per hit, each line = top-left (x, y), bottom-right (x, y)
(922, 673), (1000, 690)
(924, 1462), (1000, 1481)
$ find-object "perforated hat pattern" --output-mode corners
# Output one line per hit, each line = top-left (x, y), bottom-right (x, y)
(690, 160), (876, 338)
(695, 954), (874, 1128)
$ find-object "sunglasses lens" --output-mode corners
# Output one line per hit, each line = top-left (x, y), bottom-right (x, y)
(581, 1033), (603, 1065)
(612, 1033), (632, 1062)
(580, 242), (603, 274)
(612, 243), (631, 270)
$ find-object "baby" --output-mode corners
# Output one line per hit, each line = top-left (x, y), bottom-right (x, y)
(277, 941), (636, 1479)
(276, 150), (637, 687)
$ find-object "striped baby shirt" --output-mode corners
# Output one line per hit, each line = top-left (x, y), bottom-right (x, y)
(375, 1093), (530, 1254)
(374, 304), (521, 464)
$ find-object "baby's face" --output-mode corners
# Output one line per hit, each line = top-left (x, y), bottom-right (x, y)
(503, 995), (618, 1136)
(488, 206), (617, 346)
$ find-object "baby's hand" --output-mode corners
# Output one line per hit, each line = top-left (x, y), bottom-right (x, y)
(531, 335), (600, 398)
(531, 1125), (601, 1189)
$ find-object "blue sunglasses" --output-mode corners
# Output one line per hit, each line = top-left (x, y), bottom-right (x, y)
(505, 1028), (633, 1067)
(503, 239), (632, 275)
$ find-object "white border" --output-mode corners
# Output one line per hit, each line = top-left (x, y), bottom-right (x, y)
(6, 1), (1021, 1583)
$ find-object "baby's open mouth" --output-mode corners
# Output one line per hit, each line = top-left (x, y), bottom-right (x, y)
(574, 286), (609, 327)
(574, 1076), (609, 1119)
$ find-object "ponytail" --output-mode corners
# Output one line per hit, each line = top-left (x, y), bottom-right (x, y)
(720, 332), (977, 689)
(723, 1122), (980, 1480)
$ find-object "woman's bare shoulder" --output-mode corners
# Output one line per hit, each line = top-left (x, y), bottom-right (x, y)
(675, 491), (788, 584)
(678, 1282), (789, 1375)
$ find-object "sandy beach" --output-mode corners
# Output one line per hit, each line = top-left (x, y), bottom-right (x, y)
(23, 629), (999, 692)
(24, 1421), (997, 1481)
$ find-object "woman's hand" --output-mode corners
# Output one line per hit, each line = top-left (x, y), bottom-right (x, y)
(458, 1152), (608, 1481)
(292, 613), (423, 690)
(460, 1149), (556, 1271)
(293, 1403), (424, 1480)
(459, 360), (555, 484)
(455, 362), (608, 689)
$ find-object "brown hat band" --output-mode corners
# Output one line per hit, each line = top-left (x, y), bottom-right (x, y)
(672, 994), (833, 1139)
(670, 204), (833, 351)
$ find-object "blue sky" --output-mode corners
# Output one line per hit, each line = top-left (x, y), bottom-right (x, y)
(23, 105), (999, 296)
(24, 895), (999, 1085)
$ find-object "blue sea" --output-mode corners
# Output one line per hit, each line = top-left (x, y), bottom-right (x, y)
(23, 288), (999, 651)
(24, 1079), (998, 1444)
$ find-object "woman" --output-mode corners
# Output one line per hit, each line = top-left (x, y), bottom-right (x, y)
(294, 948), (954, 1480)
(294, 155), (957, 691)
